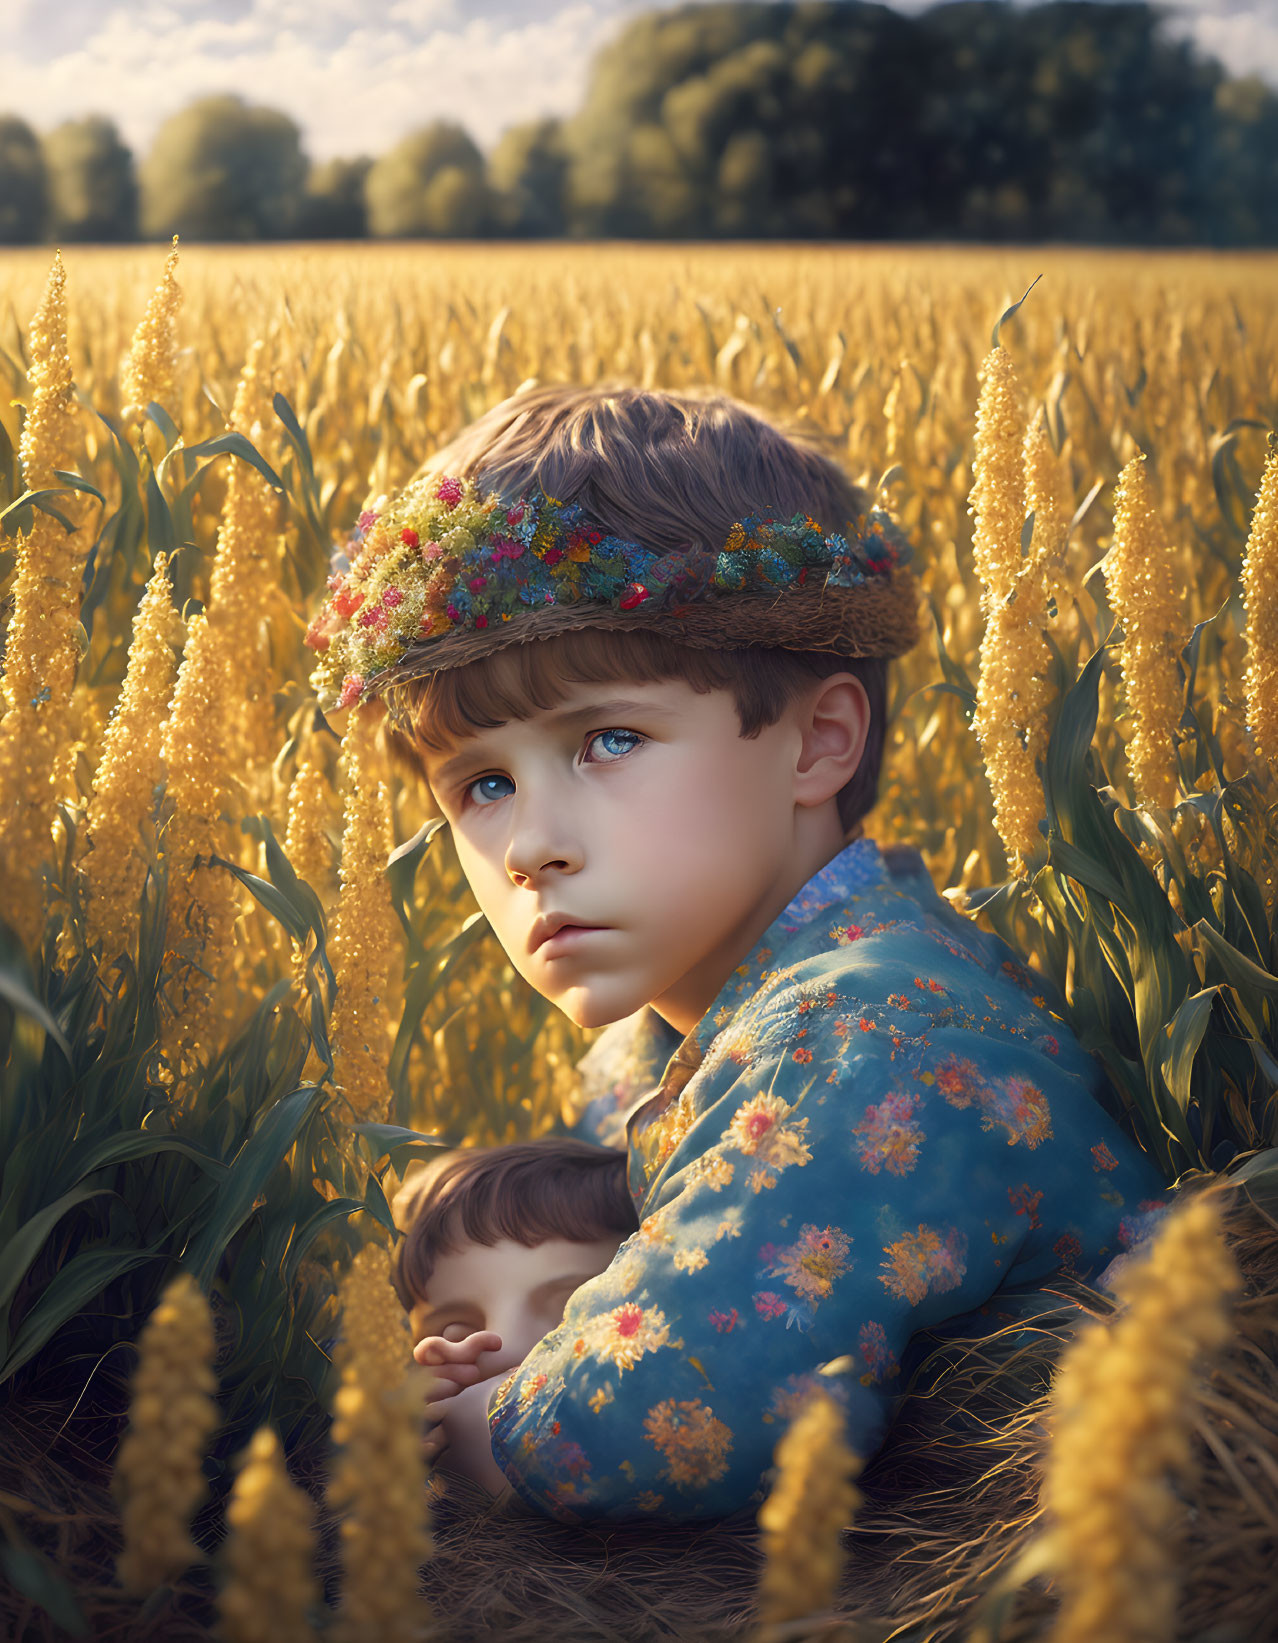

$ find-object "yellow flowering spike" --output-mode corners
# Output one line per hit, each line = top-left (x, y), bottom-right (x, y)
(969, 346), (1027, 606)
(1040, 1189), (1241, 1643)
(754, 1387), (864, 1634)
(1025, 416), (1072, 620)
(120, 237), (182, 429)
(1106, 455), (1184, 809)
(205, 340), (284, 798)
(219, 1426), (318, 1643)
(328, 1245), (433, 1643)
(1241, 436), (1278, 775)
(0, 252), (87, 950)
(335, 1243), (413, 1384)
(285, 733), (338, 899)
(968, 347), (1049, 873)
(82, 553), (184, 961)
(157, 611), (242, 1099)
(329, 702), (400, 1122)
(114, 1273), (220, 1595)
(973, 574), (1052, 874)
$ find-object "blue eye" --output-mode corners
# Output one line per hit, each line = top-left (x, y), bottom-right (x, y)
(461, 728), (644, 810)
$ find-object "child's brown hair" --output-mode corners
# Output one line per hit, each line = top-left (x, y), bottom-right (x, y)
(390, 1137), (640, 1312)
(387, 382), (890, 833)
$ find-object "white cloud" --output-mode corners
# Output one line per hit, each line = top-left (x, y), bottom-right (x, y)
(0, 0), (641, 159)
(1163, 0), (1278, 84)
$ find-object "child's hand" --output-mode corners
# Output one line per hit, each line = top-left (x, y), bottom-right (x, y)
(413, 1329), (503, 1398)
(424, 1373), (514, 1495)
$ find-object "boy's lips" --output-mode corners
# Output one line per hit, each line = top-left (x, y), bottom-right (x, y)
(529, 912), (609, 953)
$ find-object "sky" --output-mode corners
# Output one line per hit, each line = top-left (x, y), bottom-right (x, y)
(0, 0), (1274, 164)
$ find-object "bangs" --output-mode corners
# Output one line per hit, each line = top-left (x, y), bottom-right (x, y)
(390, 1139), (640, 1312)
(391, 628), (738, 754)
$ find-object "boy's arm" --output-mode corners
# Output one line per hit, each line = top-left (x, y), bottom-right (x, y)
(482, 974), (1167, 1524)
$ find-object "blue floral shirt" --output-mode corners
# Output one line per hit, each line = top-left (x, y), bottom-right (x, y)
(485, 837), (1171, 1523)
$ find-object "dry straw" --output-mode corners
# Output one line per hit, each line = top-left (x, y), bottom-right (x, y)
(0, 252), (86, 949)
(754, 1386), (864, 1637)
(218, 1425), (319, 1643)
(81, 551), (184, 960)
(113, 1272), (220, 1595)
(1241, 435), (1278, 776)
(329, 703), (400, 1122)
(327, 1243), (433, 1643)
(1105, 453), (1184, 810)
(1039, 1188), (1242, 1643)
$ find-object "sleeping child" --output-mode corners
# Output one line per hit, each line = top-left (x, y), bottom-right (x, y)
(391, 1138), (639, 1495)
(306, 381), (1173, 1523)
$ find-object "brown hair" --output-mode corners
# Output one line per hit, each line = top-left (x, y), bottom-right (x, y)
(390, 1137), (640, 1311)
(387, 383), (891, 833)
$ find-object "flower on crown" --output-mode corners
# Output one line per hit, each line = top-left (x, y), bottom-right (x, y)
(305, 473), (911, 713)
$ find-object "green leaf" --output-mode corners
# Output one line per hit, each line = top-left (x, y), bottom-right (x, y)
(0, 935), (72, 1062)
(161, 429), (285, 494)
(0, 487), (77, 534)
(181, 1085), (327, 1286)
(0, 1538), (89, 1638)
(991, 273), (1042, 349)
(1194, 919), (1278, 998)
(0, 1244), (158, 1382)
(208, 854), (310, 944)
(353, 1123), (447, 1171)
(362, 1170), (398, 1237)
(52, 470), (107, 506)
(69, 1129), (228, 1183)
(142, 446), (177, 560)
(282, 1197), (365, 1286)
(1047, 834), (1128, 910)
(272, 392), (315, 487)
(238, 815), (331, 963)
(1220, 1145), (1278, 1220)
(0, 1186), (117, 1312)
(272, 391), (328, 551)
(1159, 987), (1218, 1119)
(144, 400), (182, 453)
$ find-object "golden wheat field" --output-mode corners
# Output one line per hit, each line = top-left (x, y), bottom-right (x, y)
(2, 241), (1278, 1643)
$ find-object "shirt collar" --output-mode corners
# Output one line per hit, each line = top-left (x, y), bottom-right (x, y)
(689, 834), (886, 1055)
(622, 835), (889, 1105)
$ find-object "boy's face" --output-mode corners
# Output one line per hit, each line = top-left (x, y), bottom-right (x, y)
(420, 672), (868, 1036)
(409, 1234), (628, 1381)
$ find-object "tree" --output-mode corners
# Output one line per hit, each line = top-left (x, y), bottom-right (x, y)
(139, 94), (307, 241)
(0, 115), (46, 244)
(364, 122), (491, 238)
(560, 2), (917, 238)
(42, 116), (137, 242)
(296, 156), (372, 239)
(488, 118), (569, 236)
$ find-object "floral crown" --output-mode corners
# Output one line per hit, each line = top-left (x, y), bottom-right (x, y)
(305, 472), (916, 713)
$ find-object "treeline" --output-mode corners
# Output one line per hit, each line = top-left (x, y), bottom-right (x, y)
(2, 0), (1277, 245)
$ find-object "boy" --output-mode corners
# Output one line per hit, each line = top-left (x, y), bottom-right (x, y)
(307, 382), (1171, 1524)
(391, 1139), (640, 1498)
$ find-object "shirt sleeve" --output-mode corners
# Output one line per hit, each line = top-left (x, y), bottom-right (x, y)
(485, 948), (1158, 1523)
